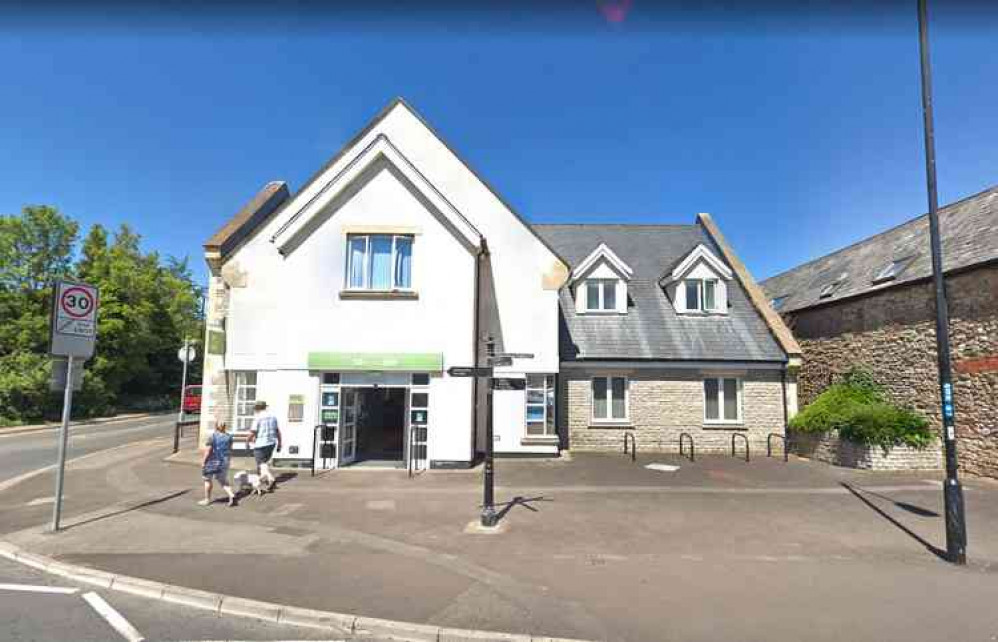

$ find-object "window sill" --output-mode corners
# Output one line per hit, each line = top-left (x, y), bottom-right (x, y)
(678, 310), (727, 317)
(581, 310), (626, 315)
(588, 422), (633, 429)
(339, 290), (418, 300)
(522, 436), (559, 446)
(702, 422), (746, 430)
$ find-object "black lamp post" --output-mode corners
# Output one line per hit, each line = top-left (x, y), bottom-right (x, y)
(916, 0), (967, 565)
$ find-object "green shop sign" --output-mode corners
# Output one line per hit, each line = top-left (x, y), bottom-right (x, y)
(307, 352), (443, 372)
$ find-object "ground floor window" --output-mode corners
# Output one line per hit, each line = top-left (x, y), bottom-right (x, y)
(704, 377), (741, 423)
(592, 376), (628, 422)
(526, 374), (556, 437)
(233, 371), (257, 432)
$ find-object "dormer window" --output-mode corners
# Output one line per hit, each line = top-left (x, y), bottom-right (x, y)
(665, 244), (733, 316)
(770, 295), (788, 311)
(684, 278), (719, 312)
(586, 279), (618, 312)
(570, 243), (633, 315)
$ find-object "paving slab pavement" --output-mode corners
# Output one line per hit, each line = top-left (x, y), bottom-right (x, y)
(3, 435), (998, 641)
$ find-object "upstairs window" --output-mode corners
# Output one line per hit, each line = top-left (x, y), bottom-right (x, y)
(770, 295), (788, 311)
(818, 277), (846, 299)
(684, 278), (719, 312)
(585, 279), (618, 312)
(346, 234), (413, 291)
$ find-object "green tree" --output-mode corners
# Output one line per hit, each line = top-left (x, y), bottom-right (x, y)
(0, 206), (79, 422)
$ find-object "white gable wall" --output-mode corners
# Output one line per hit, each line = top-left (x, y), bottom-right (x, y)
(214, 101), (565, 461)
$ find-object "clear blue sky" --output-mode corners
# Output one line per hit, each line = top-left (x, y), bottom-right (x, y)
(1, 3), (995, 284)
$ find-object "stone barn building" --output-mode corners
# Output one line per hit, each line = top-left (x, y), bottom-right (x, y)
(762, 185), (998, 478)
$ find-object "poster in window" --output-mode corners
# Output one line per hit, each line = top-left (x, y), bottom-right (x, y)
(410, 409), (428, 425)
(322, 392), (339, 407)
(321, 409), (339, 423)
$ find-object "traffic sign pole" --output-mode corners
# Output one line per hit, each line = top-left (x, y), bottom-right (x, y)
(178, 336), (189, 423)
(50, 357), (75, 532)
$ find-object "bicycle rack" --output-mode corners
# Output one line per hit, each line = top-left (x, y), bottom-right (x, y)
(767, 433), (789, 462)
(731, 433), (749, 462)
(623, 431), (636, 463)
(679, 432), (695, 462)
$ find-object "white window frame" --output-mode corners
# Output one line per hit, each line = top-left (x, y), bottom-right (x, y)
(525, 374), (556, 438)
(232, 371), (258, 433)
(703, 377), (742, 425)
(345, 233), (414, 291)
(584, 279), (618, 312)
(684, 278), (720, 313)
(591, 376), (629, 423)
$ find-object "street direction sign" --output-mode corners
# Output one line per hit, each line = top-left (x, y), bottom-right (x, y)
(49, 280), (99, 359)
(178, 345), (197, 363)
(495, 352), (535, 359)
(486, 356), (513, 367)
(447, 366), (493, 378)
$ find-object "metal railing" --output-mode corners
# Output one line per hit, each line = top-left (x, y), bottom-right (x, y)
(623, 431), (636, 462)
(731, 433), (749, 462)
(767, 433), (789, 462)
(679, 432), (695, 462)
(172, 418), (199, 454)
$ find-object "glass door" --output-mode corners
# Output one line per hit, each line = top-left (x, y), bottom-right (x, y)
(340, 388), (358, 465)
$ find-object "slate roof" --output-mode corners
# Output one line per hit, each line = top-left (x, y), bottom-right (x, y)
(532, 224), (787, 363)
(761, 185), (998, 314)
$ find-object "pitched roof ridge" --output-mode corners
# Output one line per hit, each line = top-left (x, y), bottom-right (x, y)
(763, 182), (998, 285)
(531, 222), (697, 228)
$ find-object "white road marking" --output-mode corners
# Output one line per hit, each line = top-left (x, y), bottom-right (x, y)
(645, 463), (680, 472)
(0, 582), (78, 594)
(82, 591), (145, 642)
(26, 496), (59, 506)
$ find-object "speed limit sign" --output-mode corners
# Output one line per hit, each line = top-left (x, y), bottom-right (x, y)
(50, 280), (100, 358)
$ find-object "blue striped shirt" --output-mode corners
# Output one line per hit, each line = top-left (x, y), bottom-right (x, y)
(251, 413), (280, 448)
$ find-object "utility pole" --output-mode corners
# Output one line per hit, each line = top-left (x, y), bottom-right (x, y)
(916, 0), (966, 565)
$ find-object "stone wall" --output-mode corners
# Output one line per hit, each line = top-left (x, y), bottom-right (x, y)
(198, 273), (233, 443)
(785, 263), (998, 478)
(559, 367), (787, 455)
(791, 430), (942, 471)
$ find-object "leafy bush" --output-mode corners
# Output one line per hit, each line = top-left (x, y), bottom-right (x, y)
(840, 403), (933, 453)
(790, 367), (934, 453)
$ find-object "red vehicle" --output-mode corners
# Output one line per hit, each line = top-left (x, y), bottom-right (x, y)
(182, 385), (202, 414)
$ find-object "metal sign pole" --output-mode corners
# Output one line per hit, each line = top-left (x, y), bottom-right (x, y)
(51, 357), (75, 532)
(177, 336), (189, 423)
(917, 0), (966, 565)
(481, 336), (498, 528)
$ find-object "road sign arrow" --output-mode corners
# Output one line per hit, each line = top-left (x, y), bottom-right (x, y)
(447, 366), (493, 378)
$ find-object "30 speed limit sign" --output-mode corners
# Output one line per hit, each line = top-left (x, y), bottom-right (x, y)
(50, 280), (100, 358)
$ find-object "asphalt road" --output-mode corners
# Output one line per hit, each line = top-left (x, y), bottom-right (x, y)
(0, 415), (178, 484)
(0, 555), (361, 641)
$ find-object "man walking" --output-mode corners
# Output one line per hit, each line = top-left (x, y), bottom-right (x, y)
(248, 401), (282, 491)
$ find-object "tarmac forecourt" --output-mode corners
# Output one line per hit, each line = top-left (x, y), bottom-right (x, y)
(1, 429), (997, 642)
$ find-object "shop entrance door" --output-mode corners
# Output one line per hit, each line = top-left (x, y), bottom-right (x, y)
(340, 388), (359, 466)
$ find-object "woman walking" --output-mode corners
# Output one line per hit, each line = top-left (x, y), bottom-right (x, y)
(200, 422), (236, 507)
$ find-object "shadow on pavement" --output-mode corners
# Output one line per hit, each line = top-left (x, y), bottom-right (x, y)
(840, 483), (947, 561)
(61, 490), (189, 531)
(494, 495), (553, 522)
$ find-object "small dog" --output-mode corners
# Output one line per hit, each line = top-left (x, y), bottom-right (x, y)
(232, 470), (266, 497)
